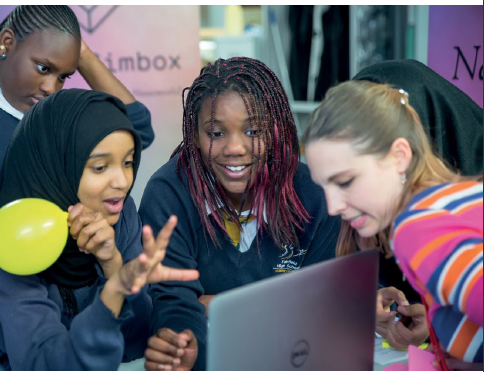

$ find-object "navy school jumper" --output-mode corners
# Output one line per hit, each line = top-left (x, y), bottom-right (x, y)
(139, 154), (341, 370)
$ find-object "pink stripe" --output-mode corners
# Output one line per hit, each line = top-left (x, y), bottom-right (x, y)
(466, 276), (483, 327)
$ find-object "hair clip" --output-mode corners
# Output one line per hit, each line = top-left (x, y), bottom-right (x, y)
(398, 89), (409, 105)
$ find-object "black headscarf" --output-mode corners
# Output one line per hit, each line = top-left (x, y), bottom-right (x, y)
(353, 59), (483, 176)
(0, 89), (142, 289)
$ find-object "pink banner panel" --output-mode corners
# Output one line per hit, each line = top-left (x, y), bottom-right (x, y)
(0, 5), (201, 205)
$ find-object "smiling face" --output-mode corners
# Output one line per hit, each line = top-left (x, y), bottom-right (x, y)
(195, 91), (266, 211)
(305, 139), (405, 238)
(77, 130), (135, 226)
(0, 28), (79, 113)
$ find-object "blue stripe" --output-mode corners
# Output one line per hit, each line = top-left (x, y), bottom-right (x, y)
(432, 306), (465, 348)
(394, 208), (433, 229)
(427, 238), (483, 307)
(443, 191), (483, 211)
(451, 257), (482, 314)
(473, 342), (483, 363)
(407, 183), (451, 207)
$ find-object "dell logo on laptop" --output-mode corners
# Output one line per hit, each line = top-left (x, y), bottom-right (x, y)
(291, 340), (310, 368)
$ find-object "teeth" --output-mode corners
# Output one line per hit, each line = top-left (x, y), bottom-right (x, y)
(351, 215), (362, 222)
(225, 165), (247, 172)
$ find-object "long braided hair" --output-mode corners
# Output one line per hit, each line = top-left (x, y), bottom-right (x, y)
(0, 5), (80, 42)
(173, 57), (310, 249)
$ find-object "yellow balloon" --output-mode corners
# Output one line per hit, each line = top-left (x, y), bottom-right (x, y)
(0, 198), (68, 275)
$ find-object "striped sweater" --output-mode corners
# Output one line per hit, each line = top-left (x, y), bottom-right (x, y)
(391, 182), (483, 363)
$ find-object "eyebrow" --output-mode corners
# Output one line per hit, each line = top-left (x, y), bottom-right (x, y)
(88, 148), (135, 160)
(327, 170), (353, 184)
(202, 117), (262, 128)
(37, 58), (76, 75)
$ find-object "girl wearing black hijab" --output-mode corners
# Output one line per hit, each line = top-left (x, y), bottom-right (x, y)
(350, 60), (483, 352)
(0, 89), (198, 371)
(353, 59), (483, 176)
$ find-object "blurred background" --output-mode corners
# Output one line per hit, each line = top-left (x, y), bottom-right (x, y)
(199, 5), (431, 133)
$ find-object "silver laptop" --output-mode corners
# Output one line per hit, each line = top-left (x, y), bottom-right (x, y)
(207, 250), (379, 371)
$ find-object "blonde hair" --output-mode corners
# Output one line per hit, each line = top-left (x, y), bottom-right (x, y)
(302, 80), (467, 257)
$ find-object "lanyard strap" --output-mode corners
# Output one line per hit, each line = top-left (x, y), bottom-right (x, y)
(421, 295), (449, 371)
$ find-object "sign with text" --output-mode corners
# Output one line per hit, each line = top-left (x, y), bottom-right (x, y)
(428, 5), (483, 107)
(0, 5), (201, 206)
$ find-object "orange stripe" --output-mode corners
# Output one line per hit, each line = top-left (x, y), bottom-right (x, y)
(441, 245), (482, 305)
(410, 229), (477, 270)
(416, 182), (476, 209)
(449, 319), (480, 360)
(461, 265), (483, 314)
(455, 200), (483, 216)
(394, 210), (448, 238)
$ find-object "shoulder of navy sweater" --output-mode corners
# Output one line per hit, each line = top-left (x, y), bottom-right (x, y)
(125, 100), (150, 116)
(0, 107), (20, 129)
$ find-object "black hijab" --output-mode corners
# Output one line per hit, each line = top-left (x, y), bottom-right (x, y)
(353, 59), (483, 176)
(0, 89), (142, 289)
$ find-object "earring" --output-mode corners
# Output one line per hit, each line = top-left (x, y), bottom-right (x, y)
(401, 172), (407, 185)
(0, 45), (6, 60)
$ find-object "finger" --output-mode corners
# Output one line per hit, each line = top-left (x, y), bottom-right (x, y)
(375, 325), (387, 339)
(180, 329), (198, 349)
(147, 335), (184, 357)
(68, 203), (93, 226)
(155, 216), (178, 255)
(376, 310), (396, 323)
(386, 328), (408, 350)
(377, 289), (396, 310)
(142, 225), (157, 259)
(159, 267), (200, 282)
(397, 303), (426, 318)
(394, 320), (416, 344)
(380, 287), (410, 307)
(156, 328), (189, 349)
(180, 329), (194, 341)
(387, 319), (409, 348)
(144, 361), (174, 371)
(144, 348), (181, 366)
(84, 227), (114, 252)
(70, 213), (98, 241)
(76, 216), (108, 248)
(130, 254), (151, 294)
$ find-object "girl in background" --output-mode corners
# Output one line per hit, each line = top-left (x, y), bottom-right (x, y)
(0, 5), (154, 170)
(303, 80), (482, 370)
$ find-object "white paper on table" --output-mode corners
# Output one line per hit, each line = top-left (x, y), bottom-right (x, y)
(374, 338), (409, 365)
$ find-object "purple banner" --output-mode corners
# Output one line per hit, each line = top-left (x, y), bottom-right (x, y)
(428, 5), (483, 107)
